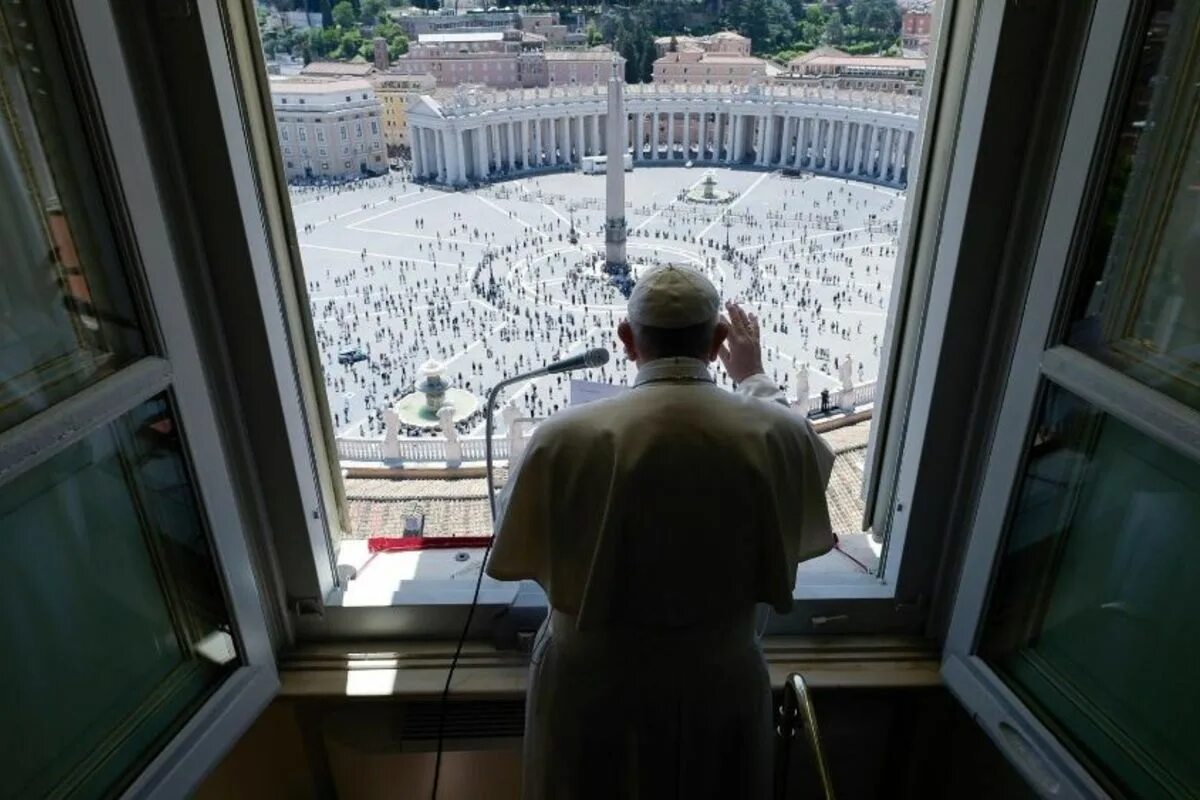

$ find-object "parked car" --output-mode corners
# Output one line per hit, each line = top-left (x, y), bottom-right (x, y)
(338, 347), (368, 366)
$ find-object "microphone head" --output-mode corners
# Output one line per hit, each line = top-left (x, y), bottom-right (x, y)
(584, 348), (610, 368)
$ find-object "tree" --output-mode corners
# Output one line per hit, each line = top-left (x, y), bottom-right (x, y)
(638, 37), (656, 83)
(389, 32), (409, 58)
(822, 13), (844, 45)
(331, 0), (357, 29)
(312, 0), (333, 28)
(334, 27), (363, 58)
(585, 21), (602, 47)
(360, 0), (386, 25)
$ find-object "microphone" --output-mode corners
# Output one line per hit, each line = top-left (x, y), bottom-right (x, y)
(545, 347), (611, 375)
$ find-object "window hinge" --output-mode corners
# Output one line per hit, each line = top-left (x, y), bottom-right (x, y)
(289, 595), (324, 617)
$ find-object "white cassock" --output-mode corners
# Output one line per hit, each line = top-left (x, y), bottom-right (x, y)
(486, 357), (835, 800)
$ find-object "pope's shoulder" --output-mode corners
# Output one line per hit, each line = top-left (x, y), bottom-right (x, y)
(528, 383), (813, 443)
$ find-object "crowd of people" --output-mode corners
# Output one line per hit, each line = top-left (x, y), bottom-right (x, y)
(294, 171), (902, 441)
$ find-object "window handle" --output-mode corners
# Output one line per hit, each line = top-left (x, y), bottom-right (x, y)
(994, 719), (1063, 796)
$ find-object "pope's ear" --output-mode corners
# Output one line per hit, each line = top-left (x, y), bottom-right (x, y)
(617, 320), (638, 360)
(710, 319), (730, 360)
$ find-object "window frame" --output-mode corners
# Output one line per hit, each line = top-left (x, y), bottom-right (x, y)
(939, 1), (1178, 797)
(189, 0), (1064, 641)
(0, 1), (279, 795)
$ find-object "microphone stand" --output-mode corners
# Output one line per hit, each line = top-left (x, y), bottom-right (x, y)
(485, 370), (542, 518)
(432, 348), (605, 800)
(430, 367), (546, 800)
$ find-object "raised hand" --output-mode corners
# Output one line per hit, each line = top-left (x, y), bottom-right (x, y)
(719, 301), (764, 383)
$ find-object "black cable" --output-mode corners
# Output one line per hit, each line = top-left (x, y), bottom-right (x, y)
(430, 379), (510, 800)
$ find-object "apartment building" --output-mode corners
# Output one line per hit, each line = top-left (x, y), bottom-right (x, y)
(269, 77), (387, 180)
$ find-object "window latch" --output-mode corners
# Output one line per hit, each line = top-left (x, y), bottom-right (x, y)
(289, 595), (324, 618)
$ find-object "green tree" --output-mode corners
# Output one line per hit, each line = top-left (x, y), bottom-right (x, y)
(331, 0), (357, 29)
(389, 32), (409, 57)
(360, 0), (386, 25)
(639, 36), (656, 83)
(585, 21), (602, 46)
(822, 12), (844, 45)
(334, 27), (363, 58)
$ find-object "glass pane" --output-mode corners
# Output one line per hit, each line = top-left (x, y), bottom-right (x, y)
(0, 1), (144, 432)
(979, 384), (1200, 799)
(0, 395), (239, 799)
(1066, 1), (1200, 409)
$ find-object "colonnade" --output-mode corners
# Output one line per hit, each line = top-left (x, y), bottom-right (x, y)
(409, 89), (918, 188)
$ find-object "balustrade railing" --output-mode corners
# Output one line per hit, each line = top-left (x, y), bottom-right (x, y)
(336, 385), (878, 464)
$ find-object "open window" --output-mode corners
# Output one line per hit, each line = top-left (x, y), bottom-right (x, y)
(196, 0), (986, 639)
(0, 1), (276, 795)
(944, 0), (1200, 796)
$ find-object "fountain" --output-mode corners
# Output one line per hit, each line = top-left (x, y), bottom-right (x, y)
(392, 359), (480, 429)
(684, 169), (735, 204)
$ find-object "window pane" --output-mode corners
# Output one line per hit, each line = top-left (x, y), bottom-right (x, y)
(979, 384), (1200, 798)
(0, 395), (238, 799)
(0, 1), (145, 432)
(1066, 1), (1200, 410)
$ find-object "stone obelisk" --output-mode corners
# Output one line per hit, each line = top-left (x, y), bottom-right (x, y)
(604, 71), (628, 271)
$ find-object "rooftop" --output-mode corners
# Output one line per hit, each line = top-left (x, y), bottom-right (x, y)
(790, 48), (926, 70)
(545, 50), (619, 61)
(300, 61), (377, 77)
(269, 77), (374, 95)
(418, 31), (506, 44)
(656, 52), (768, 67)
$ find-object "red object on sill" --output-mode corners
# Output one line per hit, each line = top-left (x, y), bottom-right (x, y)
(367, 535), (493, 553)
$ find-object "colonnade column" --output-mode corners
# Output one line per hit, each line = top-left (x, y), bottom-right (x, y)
(454, 129), (467, 184)
(880, 127), (894, 182)
(698, 111), (707, 160)
(410, 127), (423, 177)
(837, 122), (850, 173)
(435, 129), (448, 184)
(682, 112), (691, 160)
(634, 112), (643, 160)
(505, 122), (514, 171)
(859, 123), (868, 176)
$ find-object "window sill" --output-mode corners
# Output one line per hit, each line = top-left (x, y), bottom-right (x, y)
(277, 636), (940, 699)
(328, 537), (890, 610)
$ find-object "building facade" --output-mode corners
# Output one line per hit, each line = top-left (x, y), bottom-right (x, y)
(902, 11), (934, 54)
(653, 50), (769, 85)
(395, 9), (520, 38)
(372, 73), (437, 156)
(654, 31), (752, 58)
(786, 48), (926, 95)
(519, 13), (571, 45)
(406, 83), (919, 189)
(392, 32), (620, 89)
(390, 31), (540, 89)
(546, 50), (622, 86)
(269, 78), (387, 181)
